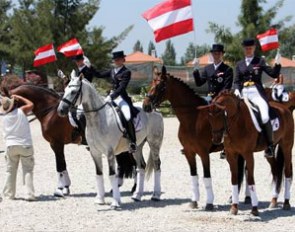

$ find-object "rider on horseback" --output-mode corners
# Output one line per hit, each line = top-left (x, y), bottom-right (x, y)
(234, 38), (281, 158)
(95, 51), (138, 153)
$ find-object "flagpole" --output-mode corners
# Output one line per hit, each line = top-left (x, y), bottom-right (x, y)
(190, 0), (199, 66)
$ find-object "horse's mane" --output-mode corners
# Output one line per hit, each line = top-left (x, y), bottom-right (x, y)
(167, 74), (207, 104)
(16, 84), (60, 99)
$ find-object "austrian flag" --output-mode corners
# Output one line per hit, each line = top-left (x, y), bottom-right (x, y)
(142, 0), (194, 43)
(33, 43), (57, 67)
(57, 38), (83, 57)
(257, 28), (279, 52)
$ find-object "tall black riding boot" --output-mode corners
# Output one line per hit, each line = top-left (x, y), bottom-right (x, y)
(126, 120), (137, 153)
(262, 120), (275, 158)
(76, 113), (87, 145)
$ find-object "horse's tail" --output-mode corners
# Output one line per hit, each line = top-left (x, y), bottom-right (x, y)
(145, 153), (154, 181)
(237, 154), (245, 192)
(274, 145), (285, 193)
(116, 152), (136, 179)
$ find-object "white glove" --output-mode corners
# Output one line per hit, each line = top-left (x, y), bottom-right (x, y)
(234, 89), (242, 98)
(105, 95), (112, 103)
(274, 51), (281, 65)
(57, 69), (66, 79)
(83, 56), (91, 68)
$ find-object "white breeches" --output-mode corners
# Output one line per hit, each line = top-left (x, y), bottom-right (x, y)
(242, 86), (270, 124)
(113, 96), (131, 121)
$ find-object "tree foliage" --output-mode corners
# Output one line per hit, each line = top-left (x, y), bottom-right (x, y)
(147, 41), (156, 56)
(161, 40), (176, 66)
(180, 42), (210, 65)
(2, 0), (133, 77)
(133, 40), (143, 52)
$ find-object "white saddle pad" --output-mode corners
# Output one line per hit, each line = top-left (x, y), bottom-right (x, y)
(244, 98), (279, 132)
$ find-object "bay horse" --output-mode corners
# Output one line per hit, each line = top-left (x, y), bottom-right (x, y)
(207, 90), (293, 216)
(143, 66), (223, 210)
(7, 84), (136, 197)
(57, 73), (164, 209)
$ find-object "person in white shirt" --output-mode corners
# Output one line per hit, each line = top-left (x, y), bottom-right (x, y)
(1, 94), (36, 201)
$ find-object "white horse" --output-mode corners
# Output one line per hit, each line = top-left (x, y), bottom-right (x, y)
(57, 73), (164, 208)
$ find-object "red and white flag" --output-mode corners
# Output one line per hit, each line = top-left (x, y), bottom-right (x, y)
(57, 38), (83, 57)
(256, 28), (279, 52)
(142, 0), (194, 43)
(33, 43), (57, 67)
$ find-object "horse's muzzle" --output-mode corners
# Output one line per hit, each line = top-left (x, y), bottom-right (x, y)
(57, 105), (68, 117)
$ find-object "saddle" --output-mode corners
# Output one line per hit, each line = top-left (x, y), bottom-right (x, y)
(243, 98), (279, 132)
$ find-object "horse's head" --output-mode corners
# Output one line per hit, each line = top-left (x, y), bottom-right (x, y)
(143, 66), (168, 112)
(57, 70), (83, 117)
(206, 90), (240, 145)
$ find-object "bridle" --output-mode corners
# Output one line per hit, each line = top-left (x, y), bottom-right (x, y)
(146, 77), (167, 108)
(209, 106), (229, 139)
(60, 79), (108, 113)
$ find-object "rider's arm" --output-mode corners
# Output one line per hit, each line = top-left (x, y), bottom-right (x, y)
(92, 67), (112, 79)
(261, 58), (281, 79)
(11, 94), (34, 115)
(110, 70), (131, 100)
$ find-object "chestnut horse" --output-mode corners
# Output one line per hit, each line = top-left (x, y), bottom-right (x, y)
(143, 66), (223, 210)
(207, 91), (293, 216)
(7, 84), (135, 196)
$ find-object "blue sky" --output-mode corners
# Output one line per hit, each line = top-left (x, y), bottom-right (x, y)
(89, 0), (295, 61)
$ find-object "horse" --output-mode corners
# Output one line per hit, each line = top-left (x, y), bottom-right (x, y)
(143, 66), (224, 210)
(7, 84), (136, 197)
(57, 73), (164, 209)
(206, 90), (293, 216)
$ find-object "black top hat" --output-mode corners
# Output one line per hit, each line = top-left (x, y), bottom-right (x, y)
(242, 38), (256, 46)
(112, 51), (126, 60)
(72, 54), (84, 61)
(210, 44), (225, 53)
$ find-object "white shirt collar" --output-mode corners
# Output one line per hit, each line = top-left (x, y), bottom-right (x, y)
(213, 61), (222, 70)
(78, 64), (86, 71)
(245, 56), (254, 66)
(114, 66), (123, 74)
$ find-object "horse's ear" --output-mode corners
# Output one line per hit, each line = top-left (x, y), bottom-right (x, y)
(196, 105), (210, 110)
(3, 86), (10, 97)
(214, 102), (226, 110)
(70, 69), (77, 80)
(79, 73), (83, 81)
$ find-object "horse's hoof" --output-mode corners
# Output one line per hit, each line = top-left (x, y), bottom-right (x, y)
(230, 204), (238, 215)
(54, 188), (64, 197)
(251, 207), (259, 216)
(131, 196), (141, 202)
(244, 196), (251, 204)
(94, 198), (105, 205)
(269, 198), (278, 208)
(189, 201), (198, 209)
(283, 202), (291, 210)
(110, 202), (121, 210)
(205, 204), (214, 211)
(62, 187), (70, 196)
(151, 195), (161, 201)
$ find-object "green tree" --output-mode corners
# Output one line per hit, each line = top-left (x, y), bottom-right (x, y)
(133, 40), (143, 52)
(161, 40), (176, 66)
(207, 0), (291, 64)
(0, 0), (12, 61)
(180, 43), (210, 65)
(279, 25), (295, 59)
(147, 41), (156, 56)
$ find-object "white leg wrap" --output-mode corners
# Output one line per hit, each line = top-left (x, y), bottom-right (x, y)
(132, 169), (145, 200)
(95, 175), (105, 204)
(272, 182), (279, 198)
(203, 177), (214, 204)
(191, 175), (200, 202)
(232, 185), (239, 204)
(249, 185), (258, 207)
(62, 170), (71, 187)
(109, 175), (121, 206)
(284, 178), (292, 200)
(57, 172), (64, 189)
(152, 170), (161, 200)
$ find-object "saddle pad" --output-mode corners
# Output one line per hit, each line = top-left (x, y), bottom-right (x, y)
(243, 98), (279, 132)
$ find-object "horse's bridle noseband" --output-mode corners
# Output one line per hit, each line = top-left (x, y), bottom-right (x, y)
(61, 81), (83, 110)
(146, 78), (167, 108)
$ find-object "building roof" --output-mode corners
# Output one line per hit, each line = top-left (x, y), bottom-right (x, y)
(270, 56), (295, 67)
(125, 51), (162, 64)
(186, 53), (213, 67)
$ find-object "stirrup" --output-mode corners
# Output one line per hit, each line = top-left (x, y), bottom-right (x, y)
(129, 143), (137, 153)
